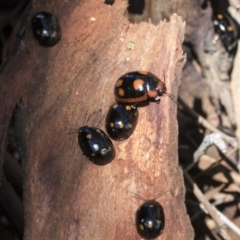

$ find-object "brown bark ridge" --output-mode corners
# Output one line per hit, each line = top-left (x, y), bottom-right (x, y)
(0, 0), (193, 239)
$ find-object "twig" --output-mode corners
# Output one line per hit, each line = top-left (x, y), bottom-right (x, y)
(200, 204), (240, 237)
(193, 149), (240, 182)
(186, 132), (227, 171)
(194, 133), (226, 161)
(183, 168), (232, 240)
(178, 97), (238, 148)
(204, 184), (225, 200)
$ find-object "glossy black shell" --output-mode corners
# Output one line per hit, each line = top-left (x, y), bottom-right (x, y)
(31, 11), (61, 47)
(136, 200), (165, 239)
(213, 12), (238, 51)
(78, 126), (115, 165)
(114, 71), (166, 103)
(105, 103), (138, 140)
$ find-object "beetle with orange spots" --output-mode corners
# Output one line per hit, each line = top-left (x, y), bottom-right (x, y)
(105, 103), (139, 140)
(114, 71), (167, 104)
(213, 12), (238, 52)
(132, 190), (169, 239)
(77, 126), (115, 165)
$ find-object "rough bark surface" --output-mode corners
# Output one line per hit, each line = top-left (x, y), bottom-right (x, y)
(129, 0), (236, 128)
(0, 0), (193, 239)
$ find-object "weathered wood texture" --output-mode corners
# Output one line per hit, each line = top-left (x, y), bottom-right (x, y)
(0, 0), (193, 239)
(136, 0), (235, 127)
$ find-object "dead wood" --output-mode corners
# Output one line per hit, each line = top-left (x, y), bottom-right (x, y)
(128, 0), (240, 238)
(129, 0), (236, 127)
(0, 0), (193, 239)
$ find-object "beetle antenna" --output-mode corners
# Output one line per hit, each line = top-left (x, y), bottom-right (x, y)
(83, 112), (89, 125)
(67, 128), (79, 135)
(162, 70), (166, 84)
(130, 192), (147, 202)
(153, 189), (171, 200)
(162, 71), (177, 104)
(165, 92), (177, 105)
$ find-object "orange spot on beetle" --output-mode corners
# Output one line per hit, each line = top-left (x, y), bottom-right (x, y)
(139, 224), (144, 231)
(118, 88), (124, 96)
(147, 90), (158, 98)
(125, 105), (131, 110)
(86, 134), (92, 139)
(115, 79), (123, 87)
(217, 14), (223, 19)
(148, 221), (153, 228)
(157, 220), (161, 224)
(157, 81), (166, 92)
(133, 79), (144, 90)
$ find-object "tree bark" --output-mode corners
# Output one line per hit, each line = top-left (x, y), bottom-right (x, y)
(0, 0), (193, 239)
